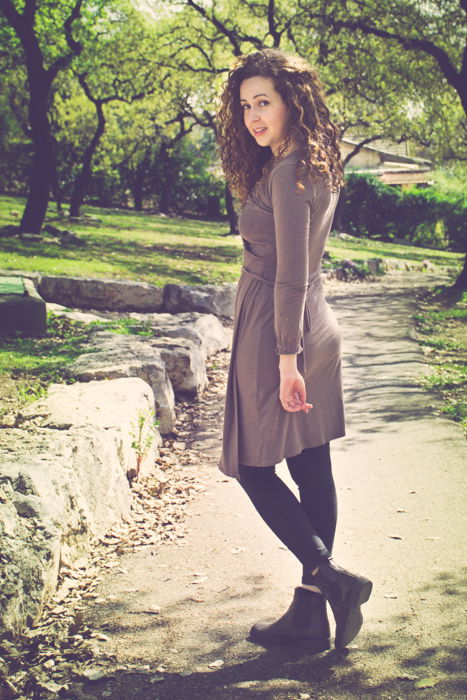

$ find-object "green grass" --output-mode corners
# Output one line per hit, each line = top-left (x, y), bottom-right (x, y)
(413, 287), (467, 435)
(0, 195), (462, 284)
(0, 313), (160, 420)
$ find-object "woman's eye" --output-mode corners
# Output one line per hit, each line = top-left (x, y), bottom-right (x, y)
(242, 104), (250, 110)
(259, 100), (269, 106)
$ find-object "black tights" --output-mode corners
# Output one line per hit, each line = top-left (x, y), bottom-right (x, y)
(238, 443), (337, 583)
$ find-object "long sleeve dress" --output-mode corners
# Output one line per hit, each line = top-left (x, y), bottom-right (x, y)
(219, 149), (345, 479)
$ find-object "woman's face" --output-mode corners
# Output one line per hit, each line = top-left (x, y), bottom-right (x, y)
(239, 76), (290, 156)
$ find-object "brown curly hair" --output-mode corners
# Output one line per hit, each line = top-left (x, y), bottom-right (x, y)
(216, 48), (344, 202)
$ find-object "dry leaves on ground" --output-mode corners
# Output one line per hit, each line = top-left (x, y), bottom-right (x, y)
(0, 349), (230, 699)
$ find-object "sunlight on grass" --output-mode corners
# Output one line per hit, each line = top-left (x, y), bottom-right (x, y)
(0, 195), (462, 285)
(414, 288), (467, 435)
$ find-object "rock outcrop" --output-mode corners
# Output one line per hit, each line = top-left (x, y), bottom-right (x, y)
(163, 282), (236, 318)
(0, 378), (159, 635)
(39, 275), (165, 312)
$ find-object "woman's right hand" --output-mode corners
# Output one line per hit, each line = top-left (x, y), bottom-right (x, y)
(279, 370), (313, 413)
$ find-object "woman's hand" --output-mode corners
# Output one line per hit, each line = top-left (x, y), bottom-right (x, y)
(279, 369), (313, 413)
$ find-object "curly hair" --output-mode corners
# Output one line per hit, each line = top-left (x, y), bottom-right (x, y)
(216, 48), (344, 202)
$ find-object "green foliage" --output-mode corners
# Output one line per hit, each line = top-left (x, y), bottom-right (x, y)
(342, 173), (466, 251)
(414, 287), (467, 435)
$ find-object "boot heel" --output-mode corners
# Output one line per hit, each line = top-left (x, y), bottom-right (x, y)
(349, 579), (372, 607)
(298, 637), (331, 654)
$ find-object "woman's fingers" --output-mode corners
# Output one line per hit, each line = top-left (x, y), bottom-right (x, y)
(279, 373), (313, 412)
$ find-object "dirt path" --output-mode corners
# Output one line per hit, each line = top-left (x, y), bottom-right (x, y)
(68, 273), (466, 700)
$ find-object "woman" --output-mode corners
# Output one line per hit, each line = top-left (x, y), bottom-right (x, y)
(216, 48), (372, 652)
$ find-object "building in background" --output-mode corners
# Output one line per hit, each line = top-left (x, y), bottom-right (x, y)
(341, 138), (433, 189)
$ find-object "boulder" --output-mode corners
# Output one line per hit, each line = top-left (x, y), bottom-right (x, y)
(366, 258), (385, 275)
(0, 377), (157, 634)
(46, 302), (113, 324)
(16, 377), (160, 480)
(65, 336), (176, 434)
(39, 275), (164, 312)
(139, 335), (208, 398)
(126, 311), (232, 359)
(163, 282), (236, 318)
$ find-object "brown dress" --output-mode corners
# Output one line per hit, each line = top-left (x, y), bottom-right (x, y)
(219, 150), (345, 478)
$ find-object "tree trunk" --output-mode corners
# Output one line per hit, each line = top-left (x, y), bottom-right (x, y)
(0, 1), (75, 234)
(452, 252), (467, 290)
(133, 178), (144, 211)
(69, 98), (105, 218)
(158, 142), (175, 214)
(19, 36), (55, 233)
(132, 147), (151, 210)
(331, 189), (345, 232)
(225, 183), (239, 235)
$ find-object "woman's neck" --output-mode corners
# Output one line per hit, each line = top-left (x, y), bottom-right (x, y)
(272, 138), (300, 159)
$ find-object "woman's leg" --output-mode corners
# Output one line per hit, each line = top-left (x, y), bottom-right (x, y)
(285, 443), (337, 585)
(237, 463), (331, 571)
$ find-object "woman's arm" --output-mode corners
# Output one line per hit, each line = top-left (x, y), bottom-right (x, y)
(270, 162), (314, 413)
(270, 161), (313, 355)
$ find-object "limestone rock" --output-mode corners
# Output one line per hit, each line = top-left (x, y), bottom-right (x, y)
(39, 275), (164, 312)
(0, 377), (159, 634)
(46, 302), (113, 324)
(65, 337), (176, 434)
(0, 426), (130, 634)
(163, 282), (236, 318)
(126, 311), (232, 359)
(16, 377), (160, 479)
(143, 335), (208, 398)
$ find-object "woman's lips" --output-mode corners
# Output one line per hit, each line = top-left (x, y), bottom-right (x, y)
(253, 127), (267, 135)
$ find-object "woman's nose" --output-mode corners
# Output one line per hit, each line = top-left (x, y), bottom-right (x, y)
(246, 107), (259, 123)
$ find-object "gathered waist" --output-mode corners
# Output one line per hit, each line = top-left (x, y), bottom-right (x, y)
(241, 265), (323, 295)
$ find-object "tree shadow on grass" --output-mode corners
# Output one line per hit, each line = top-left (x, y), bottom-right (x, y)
(0, 235), (242, 285)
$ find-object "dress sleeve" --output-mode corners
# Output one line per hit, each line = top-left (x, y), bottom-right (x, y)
(270, 162), (313, 355)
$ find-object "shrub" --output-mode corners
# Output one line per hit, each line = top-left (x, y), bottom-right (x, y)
(342, 173), (466, 251)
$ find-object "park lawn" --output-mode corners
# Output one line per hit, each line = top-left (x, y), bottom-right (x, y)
(0, 195), (463, 284)
(414, 288), (467, 435)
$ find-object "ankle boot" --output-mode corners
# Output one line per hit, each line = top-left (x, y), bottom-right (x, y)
(311, 558), (372, 649)
(249, 587), (331, 652)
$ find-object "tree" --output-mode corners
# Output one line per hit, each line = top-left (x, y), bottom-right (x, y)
(153, 0), (466, 282)
(0, 0), (85, 232)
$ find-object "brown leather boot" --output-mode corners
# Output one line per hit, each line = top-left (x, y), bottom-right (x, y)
(249, 587), (331, 652)
(311, 558), (372, 649)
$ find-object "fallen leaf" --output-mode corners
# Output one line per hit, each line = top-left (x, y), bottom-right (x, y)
(209, 659), (224, 668)
(95, 633), (111, 642)
(398, 674), (419, 680)
(81, 668), (107, 681)
(149, 675), (165, 683)
(414, 677), (438, 689)
(37, 680), (67, 693)
(180, 670), (193, 677)
(388, 534), (403, 540)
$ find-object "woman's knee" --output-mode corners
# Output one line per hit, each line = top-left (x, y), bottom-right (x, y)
(286, 442), (332, 485)
(237, 463), (276, 488)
